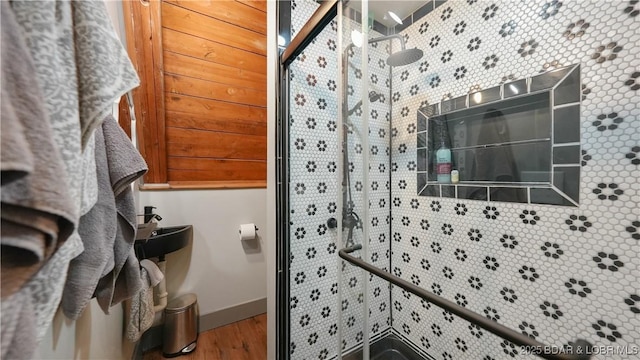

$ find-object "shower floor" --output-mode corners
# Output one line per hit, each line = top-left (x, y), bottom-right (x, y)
(343, 333), (425, 360)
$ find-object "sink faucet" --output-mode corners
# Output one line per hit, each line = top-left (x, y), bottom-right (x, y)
(143, 206), (163, 224)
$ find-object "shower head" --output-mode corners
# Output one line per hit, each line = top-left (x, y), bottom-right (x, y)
(387, 47), (424, 66)
(364, 34), (424, 67)
(347, 91), (383, 116)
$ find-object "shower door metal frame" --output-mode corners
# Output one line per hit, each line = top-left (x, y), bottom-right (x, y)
(276, 1), (340, 359)
(275, 1), (290, 357)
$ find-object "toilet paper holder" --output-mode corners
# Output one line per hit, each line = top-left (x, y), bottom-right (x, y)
(238, 223), (259, 241)
(238, 225), (259, 233)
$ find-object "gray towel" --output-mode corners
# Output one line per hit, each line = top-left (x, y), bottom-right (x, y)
(61, 126), (117, 320)
(0, 0), (75, 298)
(95, 116), (148, 313)
(125, 260), (164, 342)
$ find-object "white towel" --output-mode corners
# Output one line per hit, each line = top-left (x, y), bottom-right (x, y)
(125, 260), (164, 342)
(72, 0), (140, 149)
(1, 290), (35, 360)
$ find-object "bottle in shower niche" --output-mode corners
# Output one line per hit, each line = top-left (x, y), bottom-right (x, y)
(436, 144), (452, 183)
(435, 124), (451, 183)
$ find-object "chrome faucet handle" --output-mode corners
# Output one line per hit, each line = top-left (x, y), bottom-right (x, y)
(136, 213), (163, 223)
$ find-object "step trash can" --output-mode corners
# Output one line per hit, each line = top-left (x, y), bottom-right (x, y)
(162, 293), (199, 357)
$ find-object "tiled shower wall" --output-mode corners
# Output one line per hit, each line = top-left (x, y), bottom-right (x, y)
(288, 1), (393, 358)
(390, 1), (639, 359)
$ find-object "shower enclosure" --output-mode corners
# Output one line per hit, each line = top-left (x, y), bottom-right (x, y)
(276, 1), (639, 359)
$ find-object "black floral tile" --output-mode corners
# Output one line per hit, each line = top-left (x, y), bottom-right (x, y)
(498, 20), (516, 37)
(563, 19), (589, 40)
(429, 35), (441, 48)
(592, 252), (624, 271)
(500, 234), (518, 249)
(592, 183), (623, 201)
(592, 42), (623, 63)
(467, 37), (481, 51)
(482, 54), (499, 69)
(592, 320), (622, 342)
(518, 40), (538, 57)
(500, 287), (517, 303)
(454, 66), (467, 79)
(623, 1), (639, 17)
(518, 266), (539, 282)
(540, 301), (563, 319)
(287, 1), (639, 358)
(624, 71), (639, 90)
(565, 278), (591, 297)
(441, 7), (453, 21)
(540, 0), (562, 20)
(441, 50), (453, 63)
(519, 322), (539, 339)
(624, 294), (640, 314)
(624, 146), (640, 165)
(482, 4), (498, 20)
(453, 21), (467, 35)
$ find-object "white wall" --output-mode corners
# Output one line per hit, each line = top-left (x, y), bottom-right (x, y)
(34, 302), (131, 360)
(266, 0), (277, 358)
(138, 189), (267, 316)
(36, 189), (268, 360)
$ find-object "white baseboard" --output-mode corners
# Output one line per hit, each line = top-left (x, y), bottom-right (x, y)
(198, 298), (267, 332)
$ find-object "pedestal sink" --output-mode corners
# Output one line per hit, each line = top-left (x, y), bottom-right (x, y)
(134, 225), (193, 260)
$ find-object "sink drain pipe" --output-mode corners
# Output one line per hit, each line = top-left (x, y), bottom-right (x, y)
(152, 257), (169, 326)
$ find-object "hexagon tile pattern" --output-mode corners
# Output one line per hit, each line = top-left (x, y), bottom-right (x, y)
(391, 0), (638, 359)
(286, 0), (639, 359)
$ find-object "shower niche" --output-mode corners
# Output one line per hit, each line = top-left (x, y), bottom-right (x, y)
(417, 64), (581, 206)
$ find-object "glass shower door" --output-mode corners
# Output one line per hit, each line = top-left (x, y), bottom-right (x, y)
(281, 1), (385, 358)
(283, 2), (342, 359)
(338, 0), (394, 358)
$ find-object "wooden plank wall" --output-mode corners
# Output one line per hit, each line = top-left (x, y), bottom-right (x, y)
(123, 0), (167, 184)
(161, 0), (267, 186)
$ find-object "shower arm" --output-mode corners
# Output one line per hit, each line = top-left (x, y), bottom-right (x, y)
(344, 34), (407, 54)
(339, 245), (593, 360)
(365, 34), (406, 49)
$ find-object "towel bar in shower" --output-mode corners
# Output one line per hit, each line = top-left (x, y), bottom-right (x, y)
(339, 244), (592, 360)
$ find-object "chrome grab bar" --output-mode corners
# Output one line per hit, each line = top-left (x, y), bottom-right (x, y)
(339, 244), (592, 360)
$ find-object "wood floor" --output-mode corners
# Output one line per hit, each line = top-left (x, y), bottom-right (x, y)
(144, 314), (267, 360)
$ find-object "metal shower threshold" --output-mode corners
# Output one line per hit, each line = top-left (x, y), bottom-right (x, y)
(343, 334), (425, 360)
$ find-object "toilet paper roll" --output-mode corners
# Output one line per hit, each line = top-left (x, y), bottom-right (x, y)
(239, 223), (257, 241)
